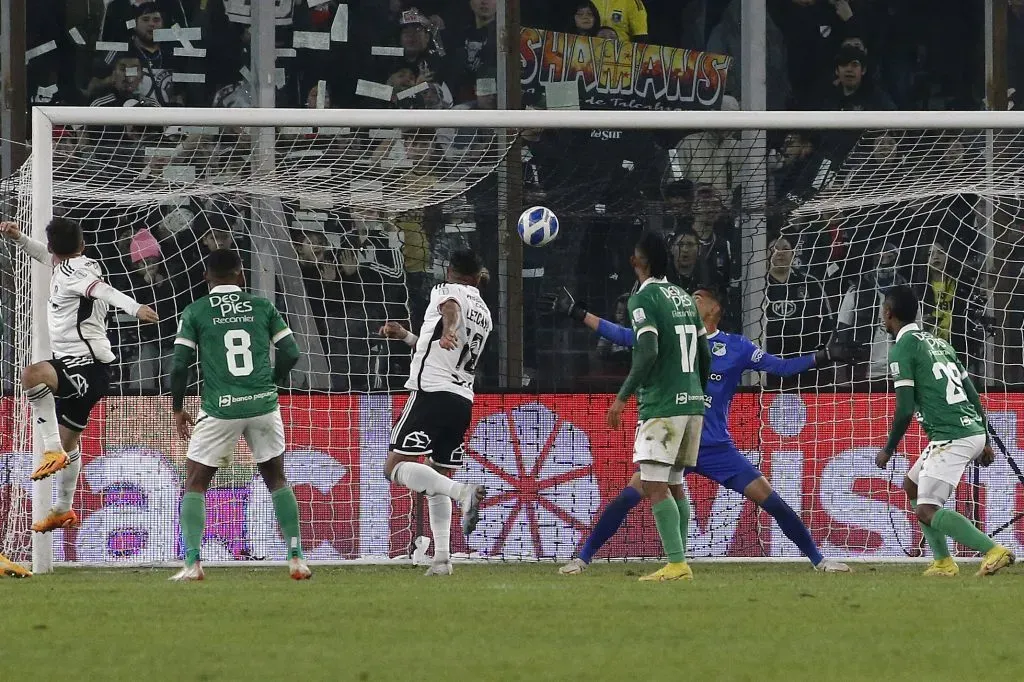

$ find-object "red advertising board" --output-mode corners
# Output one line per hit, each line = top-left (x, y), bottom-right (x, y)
(1, 393), (1022, 563)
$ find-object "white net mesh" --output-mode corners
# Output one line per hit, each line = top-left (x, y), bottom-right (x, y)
(4, 116), (1024, 567)
(0, 120), (512, 565)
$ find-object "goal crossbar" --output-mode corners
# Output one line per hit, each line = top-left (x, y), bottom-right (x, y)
(34, 107), (1024, 130)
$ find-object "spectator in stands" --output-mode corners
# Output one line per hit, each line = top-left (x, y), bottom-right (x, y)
(117, 228), (185, 392)
(121, 3), (182, 106)
(294, 229), (348, 390)
(591, 0), (649, 43)
(450, 0), (498, 103)
(707, 0), (790, 110)
(691, 184), (732, 298)
(594, 293), (632, 374)
(763, 235), (832, 367)
(773, 0), (868, 109)
(669, 230), (704, 292)
(100, 0), (190, 42)
(670, 96), (749, 197)
(88, 54), (151, 107)
(381, 8), (454, 106)
(836, 241), (905, 381)
(920, 240), (956, 342)
(662, 178), (694, 236)
(570, 2), (602, 36)
(821, 45), (895, 111)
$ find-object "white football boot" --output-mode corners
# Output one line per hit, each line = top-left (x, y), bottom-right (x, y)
(815, 559), (851, 573)
(169, 562), (205, 582)
(424, 560), (453, 576)
(460, 485), (486, 536)
(289, 556), (312, 580)
(559, 558), (588, 575)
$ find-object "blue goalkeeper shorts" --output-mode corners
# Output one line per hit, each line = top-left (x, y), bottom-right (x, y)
(685, 442), (763, 494)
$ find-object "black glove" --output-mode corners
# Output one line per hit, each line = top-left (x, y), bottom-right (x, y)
(815, 340), (869, 365)
(539, 287), (588, 323)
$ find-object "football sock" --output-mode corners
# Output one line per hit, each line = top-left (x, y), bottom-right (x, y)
(179, 492), (205, 565)
(675, 495), (691, 557)
(910, 499), (951, 561)
(929, 507), (996, 554)
(761, 491), (824, 566)
(391, 461), (466, 500)
(53, 448), (82, 513)
(427, 493), (452, 563)
(579, 486), (642, 563)
(27, 384), (62, 452)
(652, 497), (685, 563)
(271, 487), (304, 559)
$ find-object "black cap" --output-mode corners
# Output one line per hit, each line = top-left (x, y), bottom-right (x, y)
(835, 45), (867, 66)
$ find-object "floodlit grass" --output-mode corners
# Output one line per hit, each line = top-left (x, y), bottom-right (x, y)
(1, 563), (1019, 681)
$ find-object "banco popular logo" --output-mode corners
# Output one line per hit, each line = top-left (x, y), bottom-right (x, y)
(459, 402), (600, 560)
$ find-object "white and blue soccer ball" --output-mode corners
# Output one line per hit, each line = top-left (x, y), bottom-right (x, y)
(517, 206), (559, 247)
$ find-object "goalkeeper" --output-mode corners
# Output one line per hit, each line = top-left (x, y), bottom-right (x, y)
(545, 287), (864, 573)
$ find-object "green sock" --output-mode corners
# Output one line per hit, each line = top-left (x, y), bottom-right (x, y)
(675, 496), (691, 559)
(272, 487), (304, 559)
(652, 498), (685, 563)
(179, 491), (205, 566)
(930, 507), (995, 554)
(910, 500), (951, 561)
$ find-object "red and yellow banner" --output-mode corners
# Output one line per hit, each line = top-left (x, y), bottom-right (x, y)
(520, 27), (733, 111)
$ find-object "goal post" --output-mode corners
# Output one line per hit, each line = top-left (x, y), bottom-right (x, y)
(7, 105), (1024, 573)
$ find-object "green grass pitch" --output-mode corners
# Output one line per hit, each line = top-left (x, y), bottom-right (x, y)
(1, 563), (1019, 681)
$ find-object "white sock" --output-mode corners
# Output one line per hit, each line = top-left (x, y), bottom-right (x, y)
(391, 461), (466, 500)
(427, 493), (452, 563)
(27, 383), (62, 452)
(54, 449), (82, 513)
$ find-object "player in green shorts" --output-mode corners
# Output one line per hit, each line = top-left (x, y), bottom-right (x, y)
(169, 249), (309, 581)
(606, 231), (711, 582)
(875, 285), (1014, 577)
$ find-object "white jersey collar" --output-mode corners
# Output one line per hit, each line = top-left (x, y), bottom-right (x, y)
(707, 330), (721, 340)
(638, 276), (668, 292)
(896, 322), (919, 342)
(210, 285), (242, 294)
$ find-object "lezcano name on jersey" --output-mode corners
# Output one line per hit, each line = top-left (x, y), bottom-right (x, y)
(210, 292), (254, 325)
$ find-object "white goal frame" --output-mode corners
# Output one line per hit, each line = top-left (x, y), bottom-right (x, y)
(24, 106), (1024, 573)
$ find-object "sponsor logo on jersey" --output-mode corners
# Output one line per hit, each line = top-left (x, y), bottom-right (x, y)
(210, 292), (253, 318)
(751, 349), (764, 363)
(709, 373), (723, 382)
(703, 395), (713, 409)
(675, 392), (704, 405)
(218, 390), (277, 408)
(890, 362), (900, 375)
(770, 300), (798, 318)
(402, 431), (432, 452)
(711, 341), (727, 356)
(632, 307), (647, 324)
(611, 9), (623, 23)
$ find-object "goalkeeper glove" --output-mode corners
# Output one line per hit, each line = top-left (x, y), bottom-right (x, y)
(539, 287), (588, 323)
(815, 340), (869, 365)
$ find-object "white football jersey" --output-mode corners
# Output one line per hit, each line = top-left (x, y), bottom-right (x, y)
(49, 257), (116, 363)
(406, 283), (492, 401)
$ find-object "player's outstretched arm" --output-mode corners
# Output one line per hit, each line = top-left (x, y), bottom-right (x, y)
(541, 287), (637, 347)
(273, 334), (301, 386)
(66, 270), (158, 322)
(0, 221), (49, 263)
(876, 386), (915, 469)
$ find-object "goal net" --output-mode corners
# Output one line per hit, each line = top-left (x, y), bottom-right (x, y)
(3, 107), (1024, 570)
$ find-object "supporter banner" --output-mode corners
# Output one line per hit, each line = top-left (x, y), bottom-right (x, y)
(519, 27), (732, 111)
(2, 393), (1023, 564)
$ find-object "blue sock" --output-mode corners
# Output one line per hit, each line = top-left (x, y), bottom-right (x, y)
(760, 491), (824, 566)
(578, 486), (643, 563)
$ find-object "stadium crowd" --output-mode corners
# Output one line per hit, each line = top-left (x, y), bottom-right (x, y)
(1, 0), (1011, 393)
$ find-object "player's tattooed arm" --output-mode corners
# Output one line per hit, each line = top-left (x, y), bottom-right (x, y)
(877, 386), (915, 468)
(439, 300), (461, 350)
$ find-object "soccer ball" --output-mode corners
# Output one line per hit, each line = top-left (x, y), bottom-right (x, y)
(517, 206), (559, 247)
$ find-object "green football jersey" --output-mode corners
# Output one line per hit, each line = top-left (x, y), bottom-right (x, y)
(889, 323), (985, 441)
(175, 285), (291, 420)
(627, 277), (707, 420)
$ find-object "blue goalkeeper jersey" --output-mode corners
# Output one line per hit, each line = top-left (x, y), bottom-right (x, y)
(596, 321), (816, 447)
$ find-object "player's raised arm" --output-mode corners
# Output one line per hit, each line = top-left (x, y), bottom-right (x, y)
(1, 220), (54, 264)
(541, 287), (637, 347)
